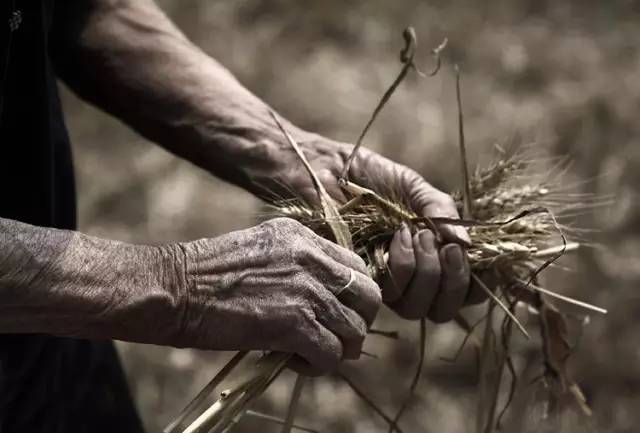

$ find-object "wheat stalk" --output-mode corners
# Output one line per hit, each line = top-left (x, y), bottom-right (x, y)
(169, 147), (602, 433)
(167, 28), (605, 433)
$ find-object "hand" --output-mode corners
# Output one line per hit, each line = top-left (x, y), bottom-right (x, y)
(166, 218), (381, 374)
(257, 135), (487, 322)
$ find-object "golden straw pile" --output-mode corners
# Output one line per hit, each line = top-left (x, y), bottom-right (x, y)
(164, 28), (606, 433)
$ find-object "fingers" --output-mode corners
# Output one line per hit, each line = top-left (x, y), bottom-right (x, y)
(384, 225), (479, 322)
(314, 296), (367, 360)
(308, 251), (381, 326)
(334, 269), (381, 327)
(291, 279), (371, 373)
(313, 234), (369, 276)
(291, 298), (368, 375)
(427, 244), (470, 323)
(279, 220), (381, 371)
(291, 313), (343, 373)
(281, 217), (380, 326)
(420, 191), (471, 246)
(308, 231), (380, 324)
(317, 168), (348, 203)
(389, 230), (441, 320)
(380, 224), (415, 303)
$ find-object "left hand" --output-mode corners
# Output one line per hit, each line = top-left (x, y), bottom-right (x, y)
(254, 134), (487, 323)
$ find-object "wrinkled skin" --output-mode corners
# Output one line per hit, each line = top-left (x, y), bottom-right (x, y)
(0, 144), (483, 376)
(53, 0), (485, 334)
(173, 218), (381, 373)
(170, 137), (487, 375)
(0, 0), (492, 377)
(0, 217), (379, 375)
(248, 136), (487, 324)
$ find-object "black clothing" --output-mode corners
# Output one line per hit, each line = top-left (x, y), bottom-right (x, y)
(0, 1), (144, 432)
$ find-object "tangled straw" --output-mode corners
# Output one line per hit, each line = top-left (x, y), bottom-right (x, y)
(166, 28), (606, 433)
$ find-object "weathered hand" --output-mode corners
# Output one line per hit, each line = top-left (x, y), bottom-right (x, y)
(0, 216), (378, 375)
(258, 135), (487, 323)
(168, 217), (381, 374)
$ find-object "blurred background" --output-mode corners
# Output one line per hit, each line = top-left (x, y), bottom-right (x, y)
(60, 1), (640, 432)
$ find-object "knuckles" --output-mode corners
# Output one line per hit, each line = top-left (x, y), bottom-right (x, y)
(259, 217), (310, 241)
(296, 275), (324, 305)
(258, 217), (319, 261)
(351, 316), (368, 341)
(350, 252), (369, 275)
(290, 243), (319, 268)
(292, 305), (317, 336)
(367, 284), (383, 310)
(433, 191), (457, 210)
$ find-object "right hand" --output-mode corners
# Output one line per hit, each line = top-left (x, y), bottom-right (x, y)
(168, 218), (381, 374)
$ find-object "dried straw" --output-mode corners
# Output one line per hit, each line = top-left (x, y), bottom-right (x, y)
(166, 27), (605, 433)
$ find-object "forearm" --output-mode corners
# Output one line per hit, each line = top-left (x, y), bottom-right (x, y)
(0, 218), (182, 342)
(53, 0), (310, 195)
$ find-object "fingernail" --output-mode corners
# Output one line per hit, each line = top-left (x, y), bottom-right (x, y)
(419, 230), (436, 253)
(446, 244), (464, 269)
(455, 227), (472, 247)
(400, 224), (412, 248)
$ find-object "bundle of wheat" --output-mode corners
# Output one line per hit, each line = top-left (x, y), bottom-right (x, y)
(273, 154), (594, 295)
(165, 28), (606, 433)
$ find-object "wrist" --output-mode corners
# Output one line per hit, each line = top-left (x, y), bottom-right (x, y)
(97, 242), (192, 347)
(211, 118), (316, 196)
(245, 131), (353, 199)
(48, 239), (186, 346)
(146, 242), (193, 346)
(0, 224), (179, 342)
